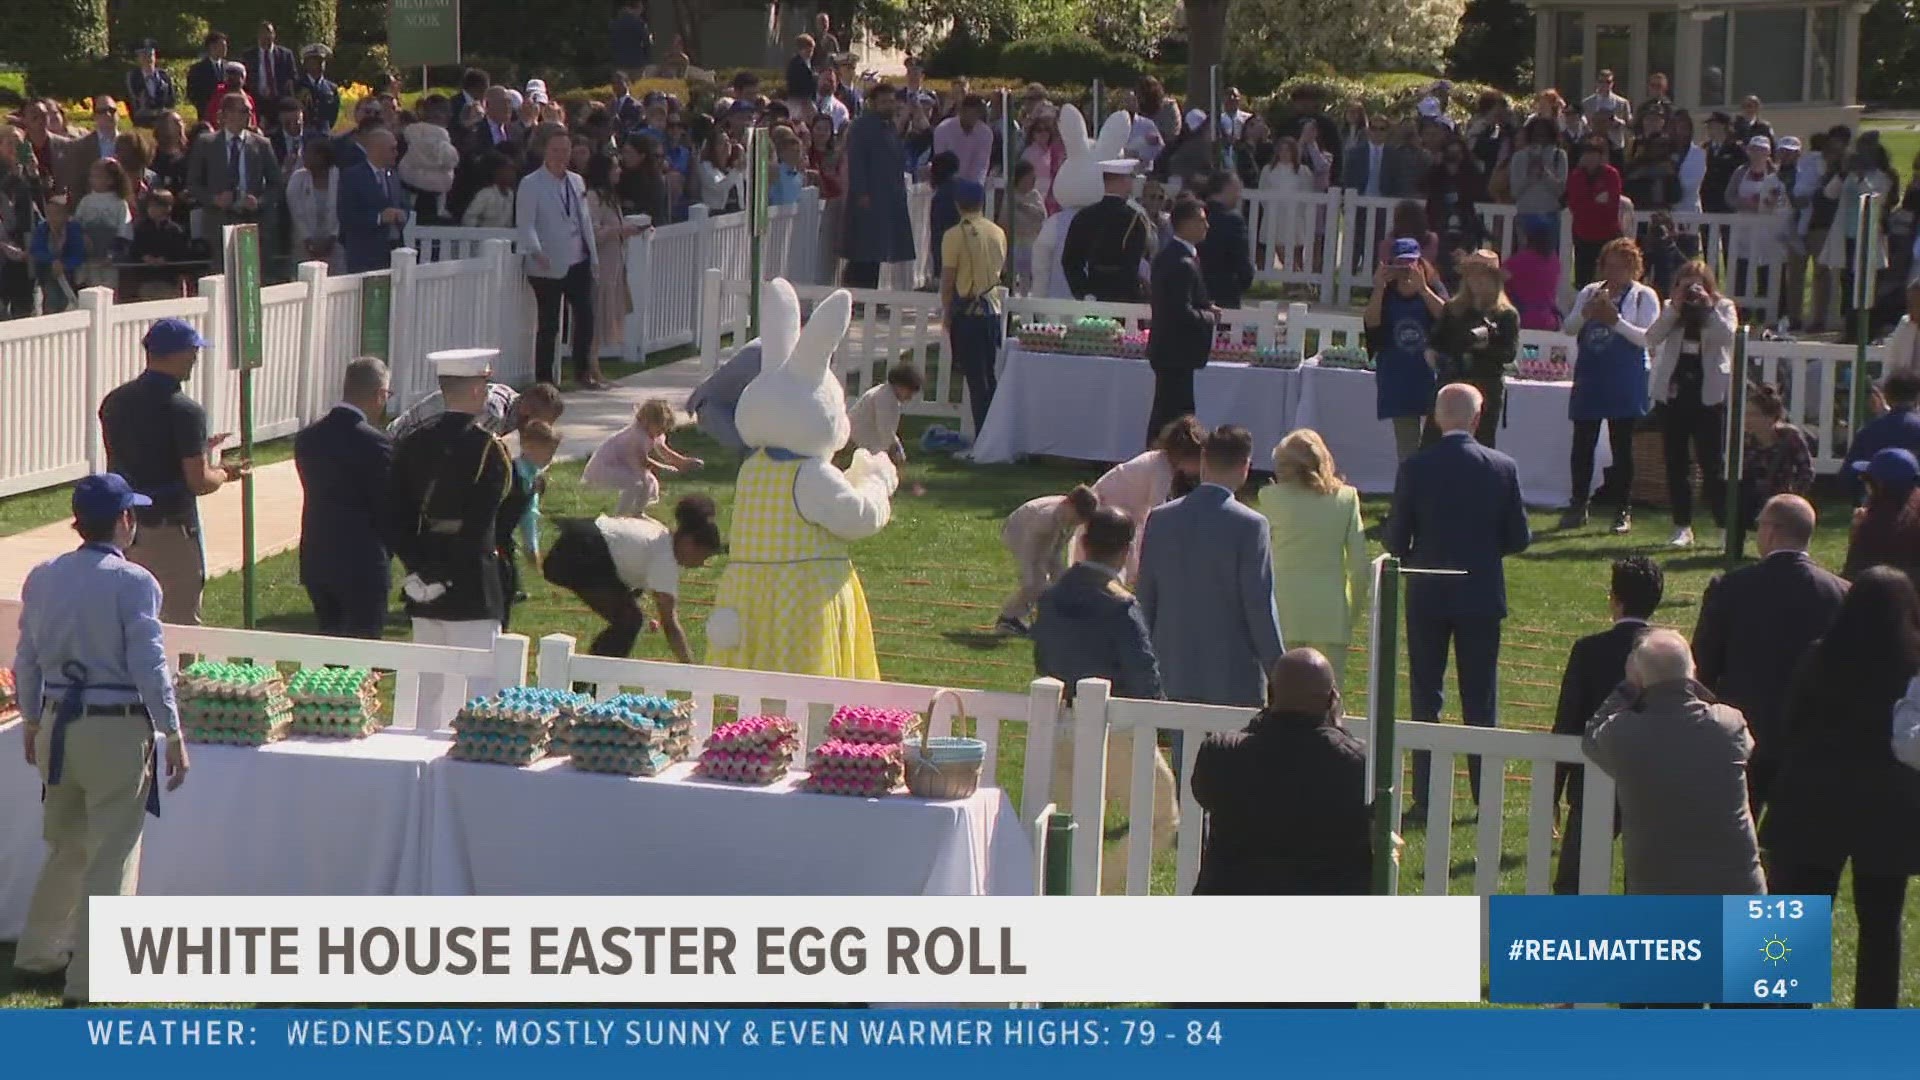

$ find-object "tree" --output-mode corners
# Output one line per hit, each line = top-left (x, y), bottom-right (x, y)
(1184, 0), (1229, 114)
(1448, 0), (1532, 89)
(1861, 0), (1920, 105)
(1223, 0), (1464, 86)
(0, 0), (108, 66)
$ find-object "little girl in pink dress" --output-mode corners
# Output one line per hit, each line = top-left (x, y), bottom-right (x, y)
(583, 398), (704, 513)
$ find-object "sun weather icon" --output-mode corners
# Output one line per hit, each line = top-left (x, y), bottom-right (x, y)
(1760, 935), (1792, 966)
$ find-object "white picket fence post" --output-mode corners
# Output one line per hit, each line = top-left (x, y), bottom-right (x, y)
(78, 287), (113, 472)
(388, 247), (420, 408)
(698, 267), (724, 372)
(293, 260), (329, 422)
(624, 213), (656, 363)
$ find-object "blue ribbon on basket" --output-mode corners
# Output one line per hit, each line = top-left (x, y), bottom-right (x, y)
(44, 660), (160, 818)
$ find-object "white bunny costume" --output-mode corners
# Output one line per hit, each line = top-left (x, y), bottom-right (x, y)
(704, 279), (898, 679)
(1031, 107), (1134, 299)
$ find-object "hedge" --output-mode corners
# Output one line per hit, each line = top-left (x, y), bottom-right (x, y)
(1267, 72), (1501, 125)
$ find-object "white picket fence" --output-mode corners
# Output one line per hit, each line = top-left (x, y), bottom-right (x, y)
(0, 240), (521, 500)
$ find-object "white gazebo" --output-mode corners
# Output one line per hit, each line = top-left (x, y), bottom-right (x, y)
(1525, 0), (1869, 134)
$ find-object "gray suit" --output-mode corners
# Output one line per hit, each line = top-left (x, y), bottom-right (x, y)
(1136, 484), (1285, 708)
(187, 129), (281, 270)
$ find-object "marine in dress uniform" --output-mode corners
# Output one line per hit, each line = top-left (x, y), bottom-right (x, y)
(293, 44), (340, 135)
(385, 349), (523, 726)
(11, 474), (190, 1006)
(1060, 160), (1153, 304)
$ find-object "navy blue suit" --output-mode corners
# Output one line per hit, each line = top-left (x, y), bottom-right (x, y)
(337, 161), (409, 272)
(1386, 430), (1531, 807)
(1031, 561), (1164, 702)
(294, 405), (394, 637)
(1198, 200), (1254, 309)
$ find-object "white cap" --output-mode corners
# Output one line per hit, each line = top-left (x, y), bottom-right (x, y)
(1098, 159), (1138, 176)
(1777, 136), (1802, 152)
(1417, 97), (1443, 118)
(1184, 108), (1207, 130)
(1747, 135), (1772, 152)
(429, 348), (498, 377)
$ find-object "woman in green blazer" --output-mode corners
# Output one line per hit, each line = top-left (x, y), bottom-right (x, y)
(1256, 429), (1371, 679)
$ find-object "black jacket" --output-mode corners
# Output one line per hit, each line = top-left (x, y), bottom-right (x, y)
(1551, 619), (1647, 804)
(185, 57), (224, 122)
(1147, 239), (1211, 372)
(1691, 551), (1848, 770)
(241, 45), (298, 103)
(1761, 649), (1920, 875)
(125, 67), (179, 126)
(295, 405), (394, 590)
(1061, 195), (1150, 303)
(385, 412), (513, 623)
(1191, 709), (1372, 895)
(1197, 200), (1254, 309)
(1031, 562), (1162, 701)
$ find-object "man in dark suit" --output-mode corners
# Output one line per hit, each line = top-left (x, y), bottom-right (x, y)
(125, 40), (178, 127)
(1197, 170), (1254, 309)
(337, 129), (410, 273)
(1550, 555), (1663, 894)
(1145, 196), (1218, 446)
(294, 358), (394, 638)
(1386, 382), (1532, 814)
(185, 31), (231, 124)
(1031, 507), (1163, 702)
(1341, 116), (1394, 199)
(241, 22), (297, 107)
(450, 87), (525, 219)
(1691, 494), (1848, 811)
(1192, 648), (1371, 896)
(187, 93), (281, 271)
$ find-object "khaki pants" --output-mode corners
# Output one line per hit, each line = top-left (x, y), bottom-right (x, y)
(128, 521), (205, 625)
(16, 712), (155, 1002)
(1000, 551), (1063, 622)
(1048, 719), (1179, 895)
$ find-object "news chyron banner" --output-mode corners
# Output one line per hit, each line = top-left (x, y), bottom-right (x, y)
(1490, 895), (1833, 1004)
(89, 896), (1481, 1004)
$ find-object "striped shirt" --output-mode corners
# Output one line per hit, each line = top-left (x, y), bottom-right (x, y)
(386, 383), (519, 443)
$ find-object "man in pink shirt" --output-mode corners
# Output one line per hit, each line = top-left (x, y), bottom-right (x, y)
(933, 94), (994, 185)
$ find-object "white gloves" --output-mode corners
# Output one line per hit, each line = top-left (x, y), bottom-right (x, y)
(845, 447), (899, 495)
(402, 574), (448, 604)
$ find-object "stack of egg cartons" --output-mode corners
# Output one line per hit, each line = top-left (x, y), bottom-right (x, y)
(176, 661), (293, 745)
(450, 687), (588, 766)
(287, 667), (384, 738)
(802, 705), (916, 797)
(552, 694), (695, 776)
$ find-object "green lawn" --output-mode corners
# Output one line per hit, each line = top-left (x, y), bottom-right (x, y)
(7, 418), (1901, 1009)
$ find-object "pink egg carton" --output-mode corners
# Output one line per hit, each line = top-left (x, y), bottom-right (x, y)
(827, 704), (918, 745)
(702, 714), (800, 753)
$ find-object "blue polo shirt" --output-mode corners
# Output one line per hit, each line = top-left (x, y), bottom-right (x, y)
(1843, 406), (1920, 500)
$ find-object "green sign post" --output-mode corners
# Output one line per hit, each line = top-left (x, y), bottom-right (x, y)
(388, 0), (461, 66)
(360, 276), (392, 360)
(226, 225), (263, 628)
(747, 126), (770, 336)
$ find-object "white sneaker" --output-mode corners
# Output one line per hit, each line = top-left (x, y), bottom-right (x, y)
(1668, 527), (1694, 548)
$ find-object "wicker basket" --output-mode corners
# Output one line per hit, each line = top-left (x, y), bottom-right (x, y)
(1627, 421), (1703, 510)
(907, 689), (986, 800)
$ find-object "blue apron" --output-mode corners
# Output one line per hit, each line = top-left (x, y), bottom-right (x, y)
(1373, 291), (1437, 420)
(44, 658), (161, 818)
(1569, 289), (1651, 422)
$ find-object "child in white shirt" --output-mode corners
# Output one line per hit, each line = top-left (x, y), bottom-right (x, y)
(996, 485), (1100, 636)
(583, 397), (703, 514)
(846, 363), (924, 493)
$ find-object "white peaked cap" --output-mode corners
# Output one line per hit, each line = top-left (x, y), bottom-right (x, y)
(429, 348), (498, 377)
(1098, 159), (1138, 175)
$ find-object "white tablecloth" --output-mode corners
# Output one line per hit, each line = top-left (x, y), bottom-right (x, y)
(426, 758), (1034, 897)
(0, 723), (440, 939)
(1292, 367), (1609, 509)
(971, 349), (1306, 465)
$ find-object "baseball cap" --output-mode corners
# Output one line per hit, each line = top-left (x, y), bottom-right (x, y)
(73, 473), (151, 520)
(1747, 135), (1772, 152)
(1417, 98), (1443, 118)
(1184, 108), (1208, 130)
(1391, 238), (1423, 264)
(951, 178), (985, 207)
(141, 317), (206, 355)
(1777, 136), (1802, 152)
(1850, 447), (1920, 488)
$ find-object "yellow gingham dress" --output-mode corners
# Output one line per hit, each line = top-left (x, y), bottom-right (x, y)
(705, 450), (880, 679)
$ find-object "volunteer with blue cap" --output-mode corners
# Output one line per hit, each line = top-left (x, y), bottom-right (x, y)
(97, 317), (246, 625)
(10, 473), (190, 1007)
(939, 177), (1006, 432)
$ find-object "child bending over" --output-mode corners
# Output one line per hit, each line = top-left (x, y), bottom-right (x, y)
(583, 397), (703, 514)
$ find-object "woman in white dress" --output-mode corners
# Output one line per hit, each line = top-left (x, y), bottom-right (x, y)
(284, 139), (344, 273)
(1258, 135), (1315, 271)
(1723, 136), (1788, 299)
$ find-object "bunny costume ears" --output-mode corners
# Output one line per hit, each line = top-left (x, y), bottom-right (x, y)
(733, 278), (857, 458)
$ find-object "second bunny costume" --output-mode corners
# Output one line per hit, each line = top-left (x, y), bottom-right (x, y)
(1030, 106), (1134, 300)
(705, 279), (898, 679)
